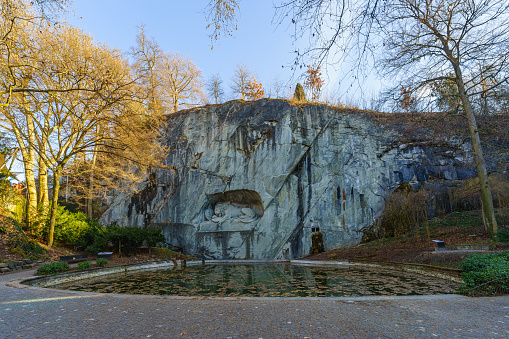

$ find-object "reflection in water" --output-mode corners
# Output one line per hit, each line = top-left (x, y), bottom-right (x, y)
(51, 264), (458, 297)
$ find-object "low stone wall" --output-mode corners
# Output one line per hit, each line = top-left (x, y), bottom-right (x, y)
(23, 260), (203, 288)
(0, 259), (40, 274)
(353, 261), (463, 283)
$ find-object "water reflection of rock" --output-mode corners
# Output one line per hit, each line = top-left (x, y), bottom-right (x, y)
(52, 264), (459, 297)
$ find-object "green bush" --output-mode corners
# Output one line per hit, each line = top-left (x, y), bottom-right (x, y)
(36, 262), (70, 275)
(145, 228), (166, 248)
(460, 251), (509, 273)
(96, 258), (108, 267)
(85, 233), (109, 254)
(50, 206), (95, 248)
(107, 225), (145, 256)
(104, 225), (165, 256)
(85, 224), (165, 256)
(77, 261), (92, 270)
(458, 251), (509, 296)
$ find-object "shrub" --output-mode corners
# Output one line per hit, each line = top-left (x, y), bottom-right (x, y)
(106, 225), (165, 256)
(145, 228), (166, 248)
(106, 225), (144, 256)
(461, 251), (509, 273)
(36, 262), (70, 275)
(85, 225), (165, 256)
(377, 188), (429, 238)
(96, 258), (108, 267)
(311, 232), (324, 254)
(49, 206), (95, 248)
(77, 261), (92, 270)
(7, 221), (46, 260)
(293, 83), (306, 102)
(458, 251), (509, 296)
(85, 233), (109, 254)
(152, 247), (185, 260)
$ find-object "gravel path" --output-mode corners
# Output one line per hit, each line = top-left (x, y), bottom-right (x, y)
(1, 269), (509, 338)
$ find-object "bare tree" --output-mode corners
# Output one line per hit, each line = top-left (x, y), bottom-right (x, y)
(131, 24), (164, 116)
(381, 0), (508, 237)
(207, 73), (224, 104)
(0, 0), (74, 108)
(205, 0), (239, 46)
(272, 75), (285, 98)
(159, 52), (205, 113)
(230, 64), (251, 100)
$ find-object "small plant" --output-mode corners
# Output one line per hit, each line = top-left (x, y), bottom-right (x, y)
(36, 262), (70, 275)
(96, 258), (108, 267)
(77, 261), (92, 270)
(329, 253), (339, 260)
(0, 224), (7, 234)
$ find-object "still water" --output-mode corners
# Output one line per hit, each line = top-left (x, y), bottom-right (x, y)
(51, 263), (458, 297)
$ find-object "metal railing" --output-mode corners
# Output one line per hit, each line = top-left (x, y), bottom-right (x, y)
(464, 277), (509, 297)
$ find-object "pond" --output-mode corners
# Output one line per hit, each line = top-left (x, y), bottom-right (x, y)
(51, 263), (459, 297)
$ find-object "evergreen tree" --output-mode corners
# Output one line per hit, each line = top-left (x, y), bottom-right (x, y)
(293, 83), (306, 102)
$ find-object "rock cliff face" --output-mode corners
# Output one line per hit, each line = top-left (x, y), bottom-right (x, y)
(100, 99), (477, 259)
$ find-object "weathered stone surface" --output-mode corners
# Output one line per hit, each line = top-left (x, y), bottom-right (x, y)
(101, 99), (480, 260)
(0, 263), (7, 268)
(7, 261), (23, 269)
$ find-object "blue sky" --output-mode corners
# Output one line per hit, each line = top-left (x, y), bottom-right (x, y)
(63, 0), (383, 103)
(65, 0), (307, 100)
(9, 1), (383, 180)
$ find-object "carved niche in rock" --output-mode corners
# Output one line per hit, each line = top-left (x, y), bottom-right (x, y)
(199, 189), (264, 232)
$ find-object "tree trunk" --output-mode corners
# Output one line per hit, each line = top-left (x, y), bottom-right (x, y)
(17, 112), (38, 227)
(47, 167), (62, 248)
(23, 158), (38, 227)
(173, 94), (178, 113)
(454, 66), (498, 238)
(37, 155), (49, 212)
(88, 150), (98, 219)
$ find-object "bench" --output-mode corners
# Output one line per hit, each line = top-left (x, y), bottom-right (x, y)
(97, 252), (113, 259)
(59, 254), (88, 264)
(432, 240), (445, 252)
